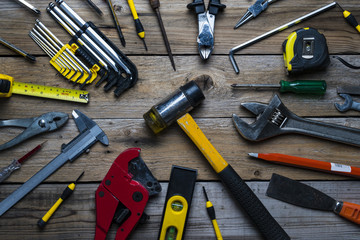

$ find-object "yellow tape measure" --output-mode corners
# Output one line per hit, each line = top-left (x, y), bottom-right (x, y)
(0, 74), (89, 103)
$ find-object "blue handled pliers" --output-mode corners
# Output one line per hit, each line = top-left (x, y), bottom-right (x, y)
(187, 0), (226, 60)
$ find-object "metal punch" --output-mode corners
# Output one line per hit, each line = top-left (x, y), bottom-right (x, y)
(0, 112), (68, 151)
(187, 0), (226, 60)
(335, 94), (360, 112)
(232, 94), (360, 147)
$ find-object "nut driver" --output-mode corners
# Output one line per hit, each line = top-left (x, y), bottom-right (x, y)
(232, 94), (360, 147)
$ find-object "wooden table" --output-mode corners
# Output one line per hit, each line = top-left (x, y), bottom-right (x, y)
(0, 0), (359, 239)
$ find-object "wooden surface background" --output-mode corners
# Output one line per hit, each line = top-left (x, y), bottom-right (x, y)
(0, 0), (359, 239)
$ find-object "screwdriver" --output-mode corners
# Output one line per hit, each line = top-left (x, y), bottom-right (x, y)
(337, 3), (360, 33)
(0, 37), (36, 62)
(0, 142), (44, 183)
(107, 0), (126, 47)
(202, 186), (223, 240)
(231, 80), (327, 94)
(86, 0), (103, 16)
(128, 0), (148, 51)
(37, 171), (84, 228)
(149, 0), (176, 71)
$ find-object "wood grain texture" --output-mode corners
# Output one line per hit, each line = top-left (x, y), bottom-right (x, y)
(0, 181), (359, 240)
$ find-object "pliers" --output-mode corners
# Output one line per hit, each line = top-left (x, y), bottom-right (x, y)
(187, 0), (226, 60)
(234, 0), (279, 29)
(0, 112), (68, 151)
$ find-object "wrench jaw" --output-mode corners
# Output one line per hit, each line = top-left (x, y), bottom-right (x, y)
(335, 94), (353, 112)
(232, 95), (293, 141)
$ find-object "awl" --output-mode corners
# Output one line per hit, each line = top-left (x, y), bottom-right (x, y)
(0, 110), (108, 216)
(267, 173), (360, 225)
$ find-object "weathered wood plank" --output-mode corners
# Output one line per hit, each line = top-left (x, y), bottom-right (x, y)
(0, 55), (359, 119)
(0, 181), (359, 239)
(1, 117), (360, 182)
(0, 0), (359, 55)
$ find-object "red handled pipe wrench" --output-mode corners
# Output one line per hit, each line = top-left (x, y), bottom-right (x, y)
(95, 148), (161, 239)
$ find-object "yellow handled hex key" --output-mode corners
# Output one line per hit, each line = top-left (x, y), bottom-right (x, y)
(37, 172), (84, 228)
(128, 0), (148, 50)
(203, 186), (223, 240)
(0, 74), (89, 103)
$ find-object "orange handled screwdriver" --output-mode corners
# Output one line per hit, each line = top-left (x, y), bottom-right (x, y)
(249, 153), (360, 178)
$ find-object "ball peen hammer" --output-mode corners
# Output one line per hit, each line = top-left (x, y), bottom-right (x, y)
(143, 81), (290, 240)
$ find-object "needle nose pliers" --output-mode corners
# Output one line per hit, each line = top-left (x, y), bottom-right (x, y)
(187, 0), (226, 60)
(0, 112), (68, 151)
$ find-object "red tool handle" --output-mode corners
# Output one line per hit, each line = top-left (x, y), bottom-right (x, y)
(339, 201), (360, 224)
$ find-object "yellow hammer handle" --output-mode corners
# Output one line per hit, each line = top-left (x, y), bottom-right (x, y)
(177, 113), (228, 173)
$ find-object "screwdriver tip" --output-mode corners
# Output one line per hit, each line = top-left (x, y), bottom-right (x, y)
(34, 9), (41, 14)
(120, 38), (126, 47)
(75, 171), (85, 183)
(202, 186), (209, 201)
(142, 39), (148, 51)
(248, 153), (258, 158)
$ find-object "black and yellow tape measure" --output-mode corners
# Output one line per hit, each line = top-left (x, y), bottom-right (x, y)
(0, 74), (89, 103)
(283, 28), (330, 74)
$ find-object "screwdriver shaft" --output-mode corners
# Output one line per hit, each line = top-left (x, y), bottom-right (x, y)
(107, 0), (126, 47)
(231, 83), (280, 89)
(0, 37), (36, 62)
(15, 0), (40, 14)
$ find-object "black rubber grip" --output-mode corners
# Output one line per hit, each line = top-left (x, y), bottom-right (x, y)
(0, 79), (11, 93)
(218, 165), (290, 240)
(346, 13), (359, 28)
(37, 218), (47, 228)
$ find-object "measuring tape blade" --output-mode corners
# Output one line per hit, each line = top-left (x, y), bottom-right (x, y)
(12, 82), (89, 103)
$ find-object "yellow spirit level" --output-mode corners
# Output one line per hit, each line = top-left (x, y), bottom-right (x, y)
(158, 166), (197, 240)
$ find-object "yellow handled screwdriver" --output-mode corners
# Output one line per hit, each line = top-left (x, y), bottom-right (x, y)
(127, 0), (148, 50)
(37, 172), (84, 228)
(337, 3), (360, 33)
(203, 186), (223, 240)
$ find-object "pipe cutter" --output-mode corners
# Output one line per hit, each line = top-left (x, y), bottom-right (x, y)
(95, 148), (161, 240)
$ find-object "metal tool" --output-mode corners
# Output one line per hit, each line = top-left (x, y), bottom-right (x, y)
(337, 85), (360, 95)
(203, 186), (223, 240)
(267, 173), (360, 225)
(187, 0), (226, 60)
(127, 0), (148, 51)
(335, 94), (360, 112)
(249, 153), (360, 178)
(234, 0), (279, 29)
(231, 80), (327, 94)
(143, 81), (290, 240)
(0, 110), (109, 217)
(0, 112), (68, 151)
(86, 0), (103, 16)
(149, 0), (176, 71)
(229, 2), (337, 74)
(0, 142), (44, 183)
(232, 94), (360, 147)
(38, 171), (84, 228)
(107, 0), (126, 47)
(95, 148), (161, 240)
(0, 73), (89, 103)
(0, 37), (36, 62)
(48, 0), (138, 96)
(14, 0), (40, 14)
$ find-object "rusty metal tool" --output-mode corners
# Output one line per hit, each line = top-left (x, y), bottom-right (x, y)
(149, 0), (176, 71)
(335, 94), (360, 112)
(143, 81), (290, 240)
(232, 94), (360, 147)
(234, 0), (280, 29)
(0, 142), (45, 183)
(267, 173), (360, 225)
(0, 110), (108, 216)
(0, 112), (68, 151)
(107, 0), (126, 47)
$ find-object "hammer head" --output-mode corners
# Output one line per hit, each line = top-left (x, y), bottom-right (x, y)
(143, 81), (205, 134)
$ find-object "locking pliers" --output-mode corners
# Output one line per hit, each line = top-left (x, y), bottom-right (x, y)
(0, 112), (68, 151)
(187, 0), (226, 60)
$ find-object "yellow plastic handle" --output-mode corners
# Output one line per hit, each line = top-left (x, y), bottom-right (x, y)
(177, 113), (228, 173)
(127, 0), (139, 19)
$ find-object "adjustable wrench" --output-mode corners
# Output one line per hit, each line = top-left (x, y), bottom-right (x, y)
(335, 94), (360, 112)
(232, 94), (360, 147)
